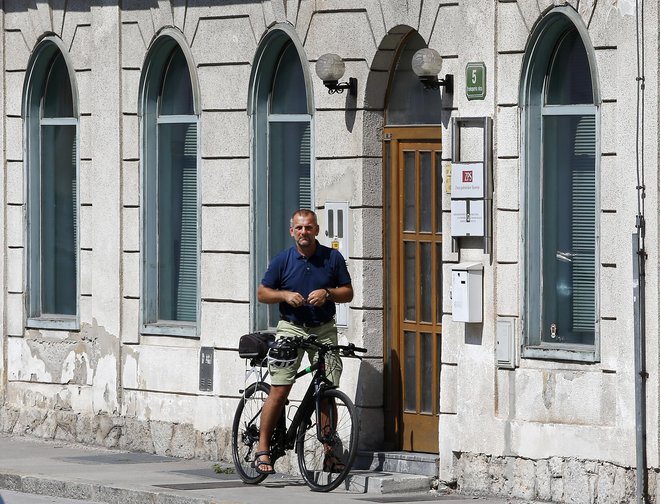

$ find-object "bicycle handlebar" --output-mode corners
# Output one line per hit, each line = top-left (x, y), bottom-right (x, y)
(283, 335), (367, 357)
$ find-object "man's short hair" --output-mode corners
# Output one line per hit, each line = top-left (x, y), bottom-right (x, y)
(290, 208), (317, 226)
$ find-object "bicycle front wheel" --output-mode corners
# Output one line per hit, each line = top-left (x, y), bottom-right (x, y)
(296, 388), (359, 492)
(231, 381), (271, 484)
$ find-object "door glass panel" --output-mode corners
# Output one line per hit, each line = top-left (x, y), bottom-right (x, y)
(404, 331), (416, 411)
(269, 121), (311, 259)
(268, 120), (311, 326)
(436, 243), (443, 324)
(421, 332), (432, 413)
(541, 114), (595, 345)
(420, 242), (432, 322)
(270, 43), (307, 115)
(404, 241), (416, 321)
(404, 151), (416, 231)
(43, 54), (73, 118)
(436, 151), (442, 234)
(40, 124), (76, 315)
(157, 122), (197, 322)
(159, 49), (194, 116)
(420, 152), (432, 232)
(545, 29), (593, 106)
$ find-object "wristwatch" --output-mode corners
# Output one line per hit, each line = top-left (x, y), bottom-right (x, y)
(324, 288), (332, 300)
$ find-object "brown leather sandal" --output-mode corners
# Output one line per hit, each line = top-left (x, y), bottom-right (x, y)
(252, 450), (276, 475)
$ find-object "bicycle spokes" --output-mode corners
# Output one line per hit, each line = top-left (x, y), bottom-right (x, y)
(296, 389), (358, 492)
(232, 383), (271, 485)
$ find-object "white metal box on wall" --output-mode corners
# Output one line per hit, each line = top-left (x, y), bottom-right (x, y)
(322, 202), (349, 327)
(451, 263), (483, 323)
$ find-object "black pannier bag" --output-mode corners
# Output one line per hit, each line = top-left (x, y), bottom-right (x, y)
(238, 331), (276, 359)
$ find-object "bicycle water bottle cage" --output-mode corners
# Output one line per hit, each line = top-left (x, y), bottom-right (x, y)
(268, 339), (298, 369)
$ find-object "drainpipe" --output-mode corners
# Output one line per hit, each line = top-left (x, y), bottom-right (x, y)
(633, 231), (647, 504)
(633, 1), (647, 502)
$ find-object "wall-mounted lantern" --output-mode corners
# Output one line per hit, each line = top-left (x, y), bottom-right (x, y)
(411, 48), (453, 93)
(315, 53), (357, 96)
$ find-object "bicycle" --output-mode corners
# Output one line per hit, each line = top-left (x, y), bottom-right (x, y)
(231, 332), (367, 492)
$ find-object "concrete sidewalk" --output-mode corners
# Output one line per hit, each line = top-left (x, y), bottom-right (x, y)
(0, 434), (541, 504)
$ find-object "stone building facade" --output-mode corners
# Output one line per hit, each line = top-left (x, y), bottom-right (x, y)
(0, 1), (656, 503)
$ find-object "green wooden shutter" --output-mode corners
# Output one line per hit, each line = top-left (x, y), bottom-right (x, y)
(571, 115), (595, 333)
(298, 122), (311, 209)
(176, 123), (197, 321)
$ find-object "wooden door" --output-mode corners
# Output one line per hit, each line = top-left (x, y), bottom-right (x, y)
(384, 127), (442, 453)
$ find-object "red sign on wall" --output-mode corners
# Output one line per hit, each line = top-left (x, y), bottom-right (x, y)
(462, 171), (473, 183)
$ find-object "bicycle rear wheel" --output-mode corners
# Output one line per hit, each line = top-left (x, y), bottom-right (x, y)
(296, 388), (359, 492)
(231, 381), (271, 484)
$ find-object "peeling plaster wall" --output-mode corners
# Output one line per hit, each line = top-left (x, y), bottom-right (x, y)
(7, 323), (119, 414)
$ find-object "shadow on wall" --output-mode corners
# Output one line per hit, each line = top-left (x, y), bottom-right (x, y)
(345, 90), (357, 132)
(354, 356), (385, 450)
(465, 323), (483, 346)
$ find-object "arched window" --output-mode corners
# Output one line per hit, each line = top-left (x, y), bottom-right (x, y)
(24, 38), (79, 329)
(249, 27), (313, 329)
(521, 8), (599, 360)
(140, 33), (199, 336)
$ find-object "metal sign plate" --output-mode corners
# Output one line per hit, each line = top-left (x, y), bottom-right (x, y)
(466, 62), (486, 100)
(199, 347), (214, 392)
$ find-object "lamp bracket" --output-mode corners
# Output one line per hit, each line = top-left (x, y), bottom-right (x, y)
(421, 74), (454, 94)
(325, 77), (357, 96)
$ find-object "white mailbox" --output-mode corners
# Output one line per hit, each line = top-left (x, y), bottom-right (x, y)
(451, 262), (483, 323)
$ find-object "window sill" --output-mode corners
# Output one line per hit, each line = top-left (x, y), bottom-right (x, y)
(522, 344), (598, 363)
(26, 316), (79, 332)
(141, 321), (197, 339)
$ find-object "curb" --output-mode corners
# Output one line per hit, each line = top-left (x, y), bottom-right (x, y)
(0, 472), (219, 504)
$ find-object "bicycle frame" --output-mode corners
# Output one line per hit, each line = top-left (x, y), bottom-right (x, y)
(266, 356), (337, 460)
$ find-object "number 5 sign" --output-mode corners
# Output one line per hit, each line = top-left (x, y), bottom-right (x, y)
(466, 62), (486, 100)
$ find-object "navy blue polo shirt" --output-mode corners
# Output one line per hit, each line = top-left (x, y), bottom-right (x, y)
(261, 241), (351, 325)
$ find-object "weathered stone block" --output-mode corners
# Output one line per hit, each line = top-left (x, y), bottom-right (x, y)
(200, 111), (249, 159)
(510, 457), (536, 499)
(191, 16), (256, 65)
(496, 2), (530, 53)
(0, 406), (20, 433)
(201, 252), (249, 301)
(496, 106), (519, 159)
(201, 301), (249, 348)
(200, 158), (249, 206)
(120, 416), (154, 453)
(535, 459), (552, 501)
(150, 420), (174, 456)
(349, 258), (383, 308)
(201, 206), (249, 252)
(349, 207), (382, 259)
(562, 459), (591, 504)
(54, 410), (78, 441)
(170, 423), (195, 458)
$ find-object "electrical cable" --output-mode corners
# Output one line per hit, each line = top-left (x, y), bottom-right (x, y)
(635, 0), (646, 245)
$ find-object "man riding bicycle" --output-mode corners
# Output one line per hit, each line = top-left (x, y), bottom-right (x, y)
(255, 208), (354, 475)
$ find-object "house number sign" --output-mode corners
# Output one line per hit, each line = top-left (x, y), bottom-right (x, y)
(466, 62), (486, 100)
